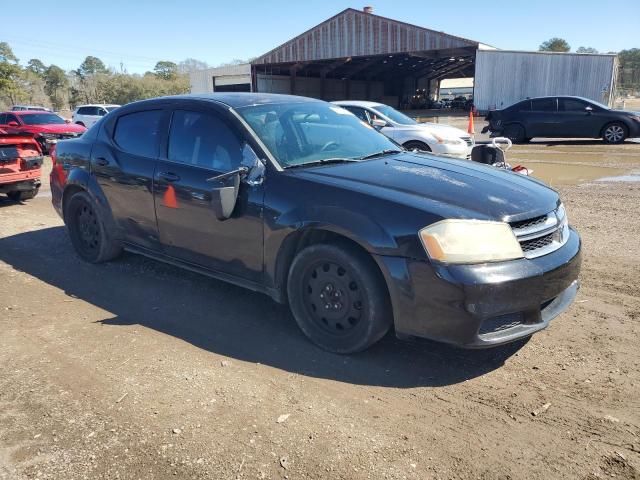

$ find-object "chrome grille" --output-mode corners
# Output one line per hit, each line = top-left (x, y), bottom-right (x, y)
(511, 205), (569, 259)
(461, 136), (474, 147)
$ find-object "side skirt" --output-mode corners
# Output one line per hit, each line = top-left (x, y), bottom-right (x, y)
(122, 243), (283, 303)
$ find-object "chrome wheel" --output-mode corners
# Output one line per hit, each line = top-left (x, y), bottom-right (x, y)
(604, 124), (625, 144)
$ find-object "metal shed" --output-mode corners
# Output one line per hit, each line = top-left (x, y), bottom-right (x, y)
(474, 50), (618, 112)
(249, 7), (484, 107)
(190, 64), (251, 94)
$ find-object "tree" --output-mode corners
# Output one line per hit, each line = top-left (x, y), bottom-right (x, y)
(27, 58), (48, 77)
(44, 65), (69, 110)
(78, 56), (109, 77)
(178, 58), (209, 74)
(0, 42), (24, 106)
(0, 42), (18, 63)
(154, 61), (178, 80)
(576, 47), (599, 54)
(539, 38), (571, 52)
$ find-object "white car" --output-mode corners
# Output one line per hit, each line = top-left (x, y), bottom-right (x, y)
(72, 104), (120, 129)
(333, 101), (473, 159)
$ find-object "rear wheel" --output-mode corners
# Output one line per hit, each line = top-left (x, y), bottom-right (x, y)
(403, 141), (432, 152)
(287, 243), (392, 353)
(7, 188), (39, 201)
(65, 191), (122, 263)
(503, 124), (526, 143)
(602, 122), (627, 144)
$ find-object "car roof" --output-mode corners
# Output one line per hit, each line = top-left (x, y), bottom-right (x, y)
(332, 100), (384, 108)
(517, 95), (597, 102)
(2, 110), (57, 115)
(139, 93), (324, 109)
(76, 104), (120, 108)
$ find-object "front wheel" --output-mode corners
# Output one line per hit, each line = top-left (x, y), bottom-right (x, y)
(65, 191), (122, 263)
(403, 141), (432, 152)
(7, 188), (39, 201)
(287, 243), (392, 354)
(602, 123), (627, 144)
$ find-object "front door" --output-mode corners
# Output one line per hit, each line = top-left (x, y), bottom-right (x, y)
(153, 107), (264, 283)
(557, 97), (600, 137)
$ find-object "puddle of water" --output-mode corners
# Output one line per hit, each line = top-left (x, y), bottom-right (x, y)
(516, 162), (627, 186)
(596, 173), (640, 183)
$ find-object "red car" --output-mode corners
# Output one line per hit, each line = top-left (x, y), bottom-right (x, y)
(0, 111), (86, 153)
(0, 131), (43, 201)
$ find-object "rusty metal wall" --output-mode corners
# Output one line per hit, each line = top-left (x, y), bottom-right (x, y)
(253, 8), (477, 65)
(474, 50), (618, 111)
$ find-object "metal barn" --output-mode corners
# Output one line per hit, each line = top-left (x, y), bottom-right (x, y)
(190, 7), (619, 111)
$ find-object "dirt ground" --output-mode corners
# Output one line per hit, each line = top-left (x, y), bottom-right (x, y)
(1, 139), (639, 480)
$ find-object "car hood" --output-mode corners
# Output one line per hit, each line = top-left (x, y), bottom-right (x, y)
(392, 122), (468, 139)
(291, 153), (559, 222)
(417, 122), (469, 138)
(25, 124), (85, 134)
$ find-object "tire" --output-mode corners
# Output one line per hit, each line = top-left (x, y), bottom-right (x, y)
(287, 243), (392, 353)
(7, 188), (39, 201)
(503, 124), (526, 143)
(602, 122), (627, 144)
(65, 191), (122, 263)
(403, 141), (432, 152)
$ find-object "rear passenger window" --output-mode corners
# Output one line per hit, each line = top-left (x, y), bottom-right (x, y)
(114, 110), (163, 158)
(0, 114), (6, 124)
(168, 110), (242, 172)
(515, 101), (531, 112)
(531, 98), (557, 112)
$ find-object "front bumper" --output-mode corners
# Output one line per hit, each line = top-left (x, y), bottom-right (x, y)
(432, 142), (474, 160)
(374, 227), (582, 348)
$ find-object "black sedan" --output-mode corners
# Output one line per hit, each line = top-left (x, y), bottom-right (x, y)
(50, 93), (581, 353)
(483, 96), (640, 144)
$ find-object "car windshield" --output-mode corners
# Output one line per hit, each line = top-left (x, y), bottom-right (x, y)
(20, 113), (66, 125)
(237, 102), (400, 168)
(372, 105), (417, 125)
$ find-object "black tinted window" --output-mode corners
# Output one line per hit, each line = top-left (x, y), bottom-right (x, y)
(559, 98), (588, 111)
(168, 110), (242, 171)
(6, 115), (19, 124)
(0, 114), (6, 124)
(531, 98), (557, 112)
(515, 101), (531, 112)
(343, 106), (370, 123)
(114, 110), (163, 158)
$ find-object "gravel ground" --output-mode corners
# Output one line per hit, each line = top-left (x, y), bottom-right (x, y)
(1, 139), (639, 479)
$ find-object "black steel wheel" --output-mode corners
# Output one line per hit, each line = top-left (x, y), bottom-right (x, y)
(287, 243), (392, 353)
(65, 191), (122, 263)
(503, 124), (526, 143)
(602, 122), (627, 144)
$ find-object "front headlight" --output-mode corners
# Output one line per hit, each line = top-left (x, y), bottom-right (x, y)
(432, 133), (462, 145)
(419, 219), (524, 264)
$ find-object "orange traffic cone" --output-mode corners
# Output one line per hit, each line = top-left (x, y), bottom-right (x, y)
(467, 110), (475, 135)
(163, 185), (178, 209)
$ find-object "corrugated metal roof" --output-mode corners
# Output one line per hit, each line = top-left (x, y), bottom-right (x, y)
(252, 8), (480, 65)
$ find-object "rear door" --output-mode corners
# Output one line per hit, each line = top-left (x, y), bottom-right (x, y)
(152, 103), (264, 282)
(528, 98), (559, 137)
(89, 107), (167, 250)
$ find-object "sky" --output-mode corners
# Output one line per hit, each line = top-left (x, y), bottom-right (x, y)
(2, 0), (638, 74)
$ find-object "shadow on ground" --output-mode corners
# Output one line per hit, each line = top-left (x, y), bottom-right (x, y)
(0, 226), (527, 388)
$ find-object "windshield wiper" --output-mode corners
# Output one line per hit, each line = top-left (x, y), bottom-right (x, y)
(285, 158), (359, 169)
(358, 149), (403, 160)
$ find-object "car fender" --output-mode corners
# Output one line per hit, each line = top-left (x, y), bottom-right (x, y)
(265, 204), (400, 295)
(62, 168), (119, 236)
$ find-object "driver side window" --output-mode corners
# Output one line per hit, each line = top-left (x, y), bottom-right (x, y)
(168, 110), (243, 172)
